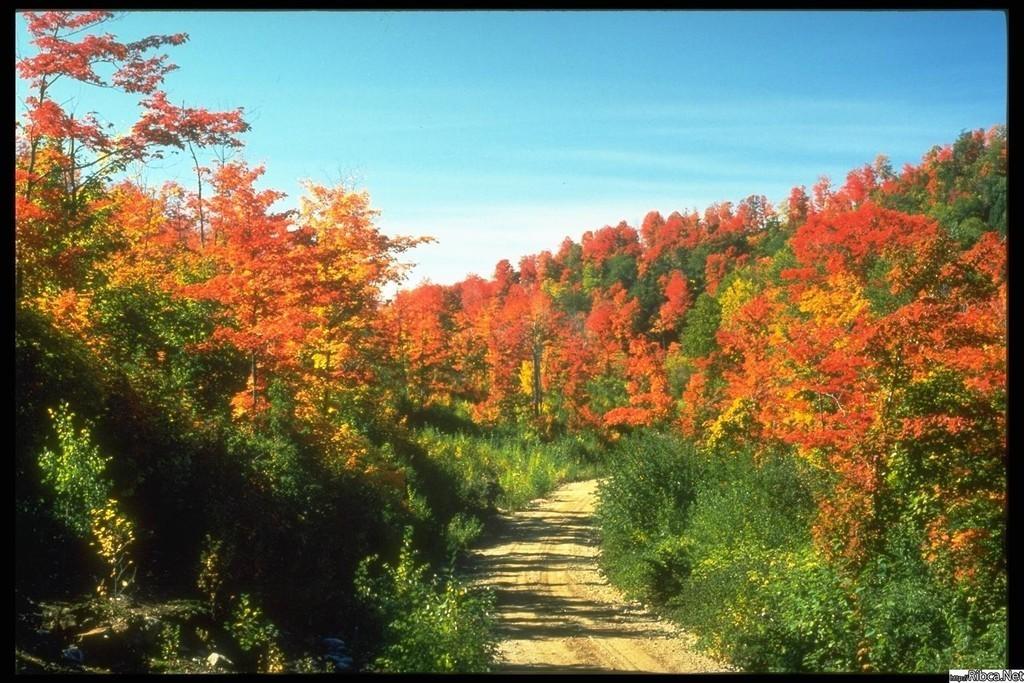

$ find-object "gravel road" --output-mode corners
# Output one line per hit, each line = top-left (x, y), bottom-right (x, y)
(468, 479), (732, 673)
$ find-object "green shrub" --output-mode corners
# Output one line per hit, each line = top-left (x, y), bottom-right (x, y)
(444, 513), (484, 562)
(355, 530), (498, 672)
(596, 431), (698, 599)
(89, 498), (137, 598)
(686, 448), (817, 554)
(675, 544), (856, 672)
(227, 593), (285, 673)
(225, 428), (310, 505)
(38, 403), (112, 537)
(758, 547), (858, 672)
(597, 437), (845, 670)
(158, 622), (182, 661)
(662, 448), (827, 670)
(858, 519), (1006, 672)
(595, 432), (1008, 673)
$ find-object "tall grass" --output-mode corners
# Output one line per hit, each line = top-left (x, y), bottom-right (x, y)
(414, 427), (604, 512)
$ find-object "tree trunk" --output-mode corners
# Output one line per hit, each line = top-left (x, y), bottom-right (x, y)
(532, 341), (542, 418)
(23, 80), (49, 203)
(187, 139), (206, 248)
(251, 352), (257, 412)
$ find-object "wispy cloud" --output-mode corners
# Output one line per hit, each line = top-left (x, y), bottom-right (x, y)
(536, 148), (828, 179)
(367, 161), (818, 198)
(589, 97), (888, 123)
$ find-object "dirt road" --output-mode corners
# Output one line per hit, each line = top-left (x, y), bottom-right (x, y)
(468, 479), (731, 673)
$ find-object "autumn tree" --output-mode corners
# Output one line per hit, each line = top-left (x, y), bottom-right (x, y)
(132, 91), (250, 246)
(17, 11), (185, 206)
(181, 162), (303, 420)
(651, 270), (692, 344)
(16, 11), (252, 301)
(392, 283), (456, 409)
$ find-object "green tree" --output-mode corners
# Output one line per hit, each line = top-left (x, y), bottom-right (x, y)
(38, 403), (111, 536)
(681, 293), (722, 358)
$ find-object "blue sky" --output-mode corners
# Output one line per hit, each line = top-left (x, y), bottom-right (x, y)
(15, 11), (1007, 289)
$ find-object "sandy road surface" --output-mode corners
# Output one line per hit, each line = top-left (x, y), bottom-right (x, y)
(467, 479), (731, 673)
